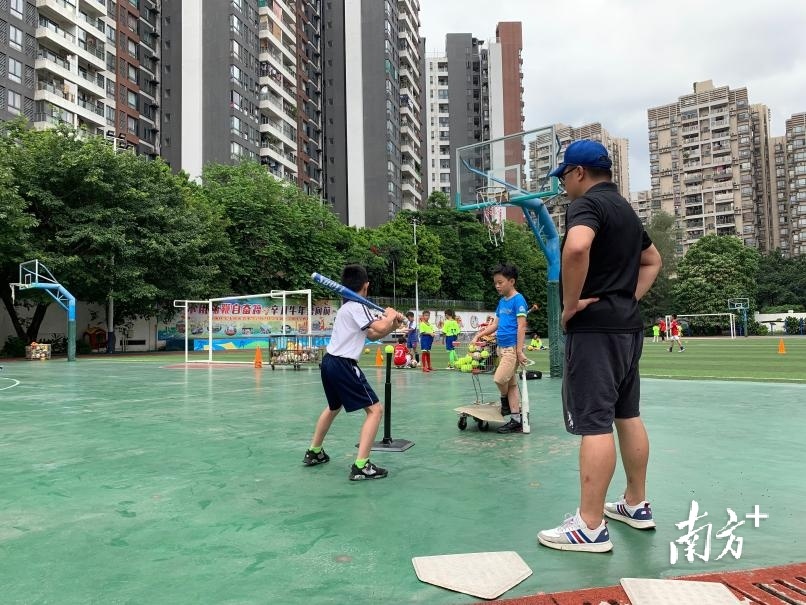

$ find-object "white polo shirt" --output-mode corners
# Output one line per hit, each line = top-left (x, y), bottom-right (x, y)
(326, 301), (379, 361)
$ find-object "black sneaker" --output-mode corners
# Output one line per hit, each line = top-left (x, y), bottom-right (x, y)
(497, 418), (523, 433)
(303, 449), (330, 466)
(500, 395), (511, 417)
(349, 460), (388, 481)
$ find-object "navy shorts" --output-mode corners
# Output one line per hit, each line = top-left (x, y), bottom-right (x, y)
(406, 332), (417, 348)
(445, 336), (457, 351)
(562, 332), (643, 435)
(420, 334), (434, 351)
(320, 354), (379, 413)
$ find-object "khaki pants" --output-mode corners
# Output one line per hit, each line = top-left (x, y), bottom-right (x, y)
(494, 346), (518, 391)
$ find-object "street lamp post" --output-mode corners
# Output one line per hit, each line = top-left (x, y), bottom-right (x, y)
(413, 218), (419, 321)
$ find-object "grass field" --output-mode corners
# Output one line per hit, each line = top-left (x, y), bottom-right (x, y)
(97, 335), (806, 383)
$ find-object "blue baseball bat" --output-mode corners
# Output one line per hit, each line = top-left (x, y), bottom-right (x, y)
(311, 273), (385, 313)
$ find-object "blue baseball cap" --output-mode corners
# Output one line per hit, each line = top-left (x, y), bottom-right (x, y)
(548, 139), (612, 178)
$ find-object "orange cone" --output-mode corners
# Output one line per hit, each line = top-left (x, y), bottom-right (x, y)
(778, 338), (786, 355)
(375, 346), (383, 366)
(254, 346), (263, 368)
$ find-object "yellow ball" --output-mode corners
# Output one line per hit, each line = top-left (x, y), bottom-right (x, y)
(467, 344), (476, 352)
(480, 350), (490, 359)
(364, 348), (370, 353)
(385, 345), (394, 354)
(471, 360), (479, 367)
(461, 365), (471, 373)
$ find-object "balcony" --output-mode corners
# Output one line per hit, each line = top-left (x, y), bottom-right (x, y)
(36, 49), (72, 76)
(37, 80), (75, 103)
(37, 17), (76, 53)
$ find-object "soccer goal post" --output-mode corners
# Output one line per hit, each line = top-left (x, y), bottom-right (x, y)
(675, 313), (736, 339)
(172, 290), (313, 364)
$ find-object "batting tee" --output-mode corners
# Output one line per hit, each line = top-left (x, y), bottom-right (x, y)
(8, 260), (77, 361)
(455, 127), (564, 377)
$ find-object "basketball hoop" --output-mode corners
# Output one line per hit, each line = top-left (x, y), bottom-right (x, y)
(476, 185), (509, 246)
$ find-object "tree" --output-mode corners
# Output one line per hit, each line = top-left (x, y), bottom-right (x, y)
(426, 190), (451, 209)
(1, 122), (229, 341)
(756, 250), (806, 311)
(201, 161), (354, 294)
(672, 235), (761, 316)
(640, 212), (679, 325)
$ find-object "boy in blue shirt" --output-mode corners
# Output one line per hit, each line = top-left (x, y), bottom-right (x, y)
(472, 264), (529, 433)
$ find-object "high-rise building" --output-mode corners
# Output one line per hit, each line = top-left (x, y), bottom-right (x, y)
(322, 0), (423, 228)
(1, 0), (113, 135)
(0, 0), (162, 157)
(771, 113), (806, 257)
(160, 0), (322, 189)
(528, 122), (630, 233)
(647, 80), (771, 254)
(257, 0), (322, 192)
(424, 22), (524, 212)
(161, 1), (261, 177)
(630, 190), (654, 225)
(112, 0), (161, 159)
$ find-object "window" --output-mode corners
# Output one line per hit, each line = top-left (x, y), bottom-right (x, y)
(127, 115), (137, 134)
(127, 38), (137, 58)
(8, 57), (22, 83)
(7, 90), (21, 115)
(10, 0), (23, 19)
(128, 63), (137, 83)
(9, 25), (23, 51)
(127, 90), (137, 108)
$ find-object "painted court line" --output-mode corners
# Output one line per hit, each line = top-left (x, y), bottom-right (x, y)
(0, 377), (21, 391)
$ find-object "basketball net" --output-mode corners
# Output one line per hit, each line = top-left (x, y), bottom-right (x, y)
(476, 185), (508, 246)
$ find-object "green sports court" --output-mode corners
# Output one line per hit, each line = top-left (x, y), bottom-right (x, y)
(1, 337), (804, 604)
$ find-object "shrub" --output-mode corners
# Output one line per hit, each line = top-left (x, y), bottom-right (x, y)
(1, 336), (27, 358)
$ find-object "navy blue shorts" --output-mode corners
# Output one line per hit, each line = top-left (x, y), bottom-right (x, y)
(320, 354), (379, 413)
(445, 336), (457, 351)
(562, 332), (643, 435)
(420, 334), (434, 351)
(406, 332), (417, 348)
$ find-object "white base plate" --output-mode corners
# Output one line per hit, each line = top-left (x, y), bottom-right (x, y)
(412, 551), (532, 600)
(621, 578), (743, 604)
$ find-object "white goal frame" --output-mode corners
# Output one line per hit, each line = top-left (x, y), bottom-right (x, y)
(173, 290), (313, 364)
(674, 313), (737, 339)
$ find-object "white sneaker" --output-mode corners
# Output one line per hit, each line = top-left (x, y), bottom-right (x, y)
(537, 510), (613, 553)
(604, 495), (656, 529)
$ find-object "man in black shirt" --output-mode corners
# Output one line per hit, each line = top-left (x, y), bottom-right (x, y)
(537, 140), (663, 553)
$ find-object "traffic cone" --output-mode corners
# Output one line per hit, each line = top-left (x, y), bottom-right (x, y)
(254, 346), (263, 368)
(375, 346), (383, 367)
(778, 338), (786, 355)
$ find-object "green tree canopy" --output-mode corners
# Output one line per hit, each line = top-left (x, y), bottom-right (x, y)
(755, 250), (806, 311)
(672, 235), (761, 315)
(1, 122), (228, 339)
(640, 211), (679, 325)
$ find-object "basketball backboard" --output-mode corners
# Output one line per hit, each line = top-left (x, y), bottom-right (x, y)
(454, 126), (562, 211)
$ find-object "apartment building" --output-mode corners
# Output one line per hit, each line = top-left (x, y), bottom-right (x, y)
(0, 0), (111, 135)
(527, 122), (630, 233)
(0, 0), (161, 158)
(771, 113), (806, 257)
(647, 80), (772, 254)
(630, 190), (654, 225)
(257, 0), (323, 193)
(111, 0), (161, 158)
(322, 0), (423, 227)
(424, 22), (524, 213)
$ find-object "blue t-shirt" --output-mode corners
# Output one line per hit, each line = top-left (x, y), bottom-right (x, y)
(496, 293), (527, 347)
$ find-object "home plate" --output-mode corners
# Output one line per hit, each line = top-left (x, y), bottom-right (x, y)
(412, 551), (531, 600)
(621, 578), (744, 604)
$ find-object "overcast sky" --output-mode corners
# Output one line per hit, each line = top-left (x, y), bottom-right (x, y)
(420, 0), (806, 192)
